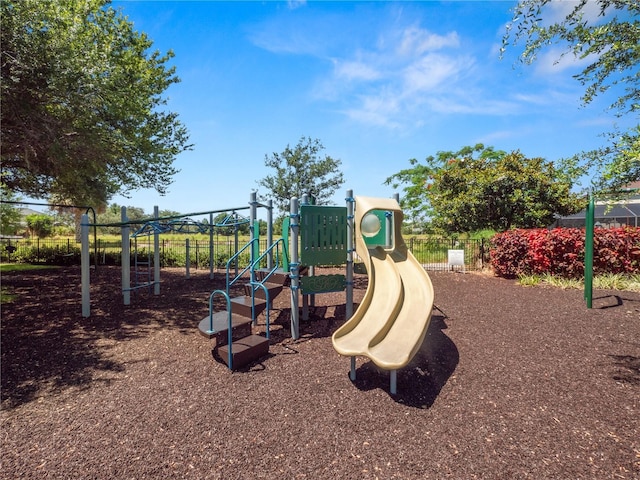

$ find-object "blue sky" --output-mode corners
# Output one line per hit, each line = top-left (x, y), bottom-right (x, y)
(107, 0), (632, 218)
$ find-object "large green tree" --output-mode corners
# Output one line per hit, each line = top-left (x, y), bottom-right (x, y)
(1, 0), (191, 206)
(258, 136), (344, 214)
(386, 144), (582, 233)
(0, 182), (22, 235)
(502, 0), (639, 190)
(26, 213), (53, 238)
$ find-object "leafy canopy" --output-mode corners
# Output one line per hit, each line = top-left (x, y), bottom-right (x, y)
(0, 182), (22, 235)
(25, 213), (53, 238)
(258, 136), (345, 215)
(386, 144), (583, 233)
(501, 0), (639, 191)
(1, 0), (191, 206)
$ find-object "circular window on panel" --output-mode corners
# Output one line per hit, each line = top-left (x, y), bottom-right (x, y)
(361, 212), (381, 237)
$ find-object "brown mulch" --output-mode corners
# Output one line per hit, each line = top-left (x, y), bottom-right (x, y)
(1, 265), (639, 479)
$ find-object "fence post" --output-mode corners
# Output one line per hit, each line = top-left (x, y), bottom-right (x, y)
(186, 238), (191, 278)
(194, 239), (198, 271)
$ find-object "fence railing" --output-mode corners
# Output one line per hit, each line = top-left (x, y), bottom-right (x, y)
(406, 237), (488, 271)
(1, 236), (489, 272)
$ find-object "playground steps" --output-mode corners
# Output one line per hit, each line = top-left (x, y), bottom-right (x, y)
(218, 334), (270, 369)
(206, 266), (291, 370)
(230, 295), (268, 317)
(255, 268), (290, 286)
(243, 282), (283, 301)
(197, 311), (252, 344)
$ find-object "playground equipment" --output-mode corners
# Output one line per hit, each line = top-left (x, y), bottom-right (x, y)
(198, 193), (284, 369)
(200, 191), (354, 369)
(331, 195), (435, 395)
(79, 190), (436, 392)
(288, 193), (352, 340)
(199, 191), (436, 388)
(79, 197), (273, 317)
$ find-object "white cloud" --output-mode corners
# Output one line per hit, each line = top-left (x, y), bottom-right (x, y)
(543, 1), (605, 25)
(402, 53), (466, 94)
(333, 59), (381, 82)
(252, 9), (512, 130)
(317, 25), (478, 129)
(397, 27), (460, 56)
(534, 47), (599, 75)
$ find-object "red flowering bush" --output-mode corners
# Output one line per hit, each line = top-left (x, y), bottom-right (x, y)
(490, 227), (640, 278)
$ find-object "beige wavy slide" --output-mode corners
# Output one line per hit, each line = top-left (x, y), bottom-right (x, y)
(332, 196), (435, 393)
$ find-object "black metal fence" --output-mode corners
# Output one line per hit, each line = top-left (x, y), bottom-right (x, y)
(1, 236), (489, 271)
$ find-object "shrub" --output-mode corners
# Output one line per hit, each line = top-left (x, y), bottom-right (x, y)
(490, 227), (640, 278)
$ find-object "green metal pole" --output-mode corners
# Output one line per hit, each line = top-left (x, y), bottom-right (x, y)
(584, 195), (594, 308)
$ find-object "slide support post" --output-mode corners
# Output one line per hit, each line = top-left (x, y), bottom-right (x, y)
(345, 190), (354, 320)
(290, 197), (300, 340)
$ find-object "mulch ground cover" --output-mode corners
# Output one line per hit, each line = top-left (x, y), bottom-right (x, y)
(1, 265), (639, 479)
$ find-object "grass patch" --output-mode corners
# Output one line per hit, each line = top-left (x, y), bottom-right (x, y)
(594, 273), (640, 292)
(0, 263), (60, 273)
(541, 274), (582, 290)
(1, 286), (16, 304)
(516, 273), (640, 292)
(517, 274), (541, 287)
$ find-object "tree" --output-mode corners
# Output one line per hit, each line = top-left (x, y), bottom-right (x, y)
(0, 182), (22, 235)
(258, 136), (344, 214)
(501, 0), (639, 191)
(213, 212), (243, 236)
(96, 203), (146, 234)
(1, 0), (191, 207)
(26, 213), (53, 238)
(385, 144), (583, 233)
(158, 209), (182, 219)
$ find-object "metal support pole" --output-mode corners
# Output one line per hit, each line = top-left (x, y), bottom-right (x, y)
(346, 190), (354, 320)
(81, 214), (90, 317)
(250, 192), (257, 267)
(209, 212), (214, 279)
(350, 357), (356, 381)
(154, 206), (160, 295)
(121, 207), (130, 305)
(390, 370), (397, 395)
(290, 197), (300, 339)
(584, 195), (595, 308)
(234, 223), (239, 277)
(267, 199), (273, 269)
